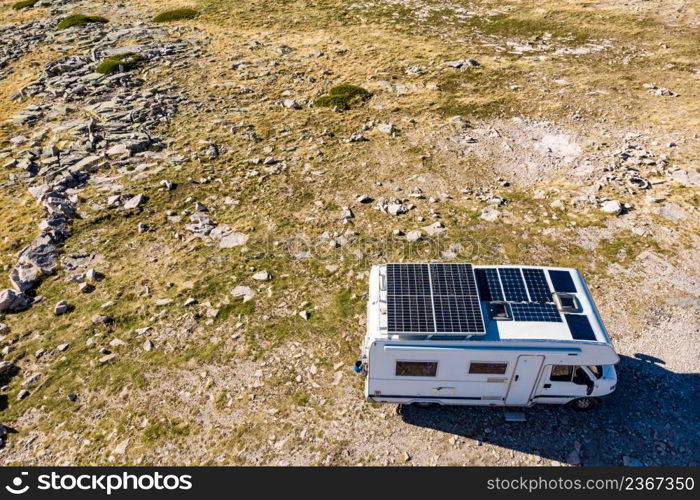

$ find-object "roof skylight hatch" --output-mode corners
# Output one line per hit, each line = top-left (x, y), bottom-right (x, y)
(554, 293), (581, 313)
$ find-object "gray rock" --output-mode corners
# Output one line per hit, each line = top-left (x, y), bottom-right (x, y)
(423, 221), (446, 236)
(99, 353), (117, 364)
(143, 339), (154, 351)
(600, 200), (623, 215)
(91, 314), (112, 325)
(219, 232), (249, 248)
(86, 268), (104, 281)
(480, 207), (500, 222)
(406, 230), (422, 242)
(378, 123), (395, 134)
(22, 373), (41, 388)
(0, 289), (30, 313)
(79, 282), (95, 294)
(299, 310), (310, 320)
(123, 194), (146, 210)
(17, 389), (30, 400)
(655, 203), (686, 222)
(54, 300), (70, 315)
(0, 361), (17, 376)
(347, 133), (368, 143)
(0, 323), (8, 335)
(10, 237), (58, 292)
(282, 99), (301, 109)
(232, 285), (255, 302)
(252, 271), (271, 281)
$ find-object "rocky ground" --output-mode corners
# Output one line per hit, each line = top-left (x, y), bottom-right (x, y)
(0, 0), (698, 465)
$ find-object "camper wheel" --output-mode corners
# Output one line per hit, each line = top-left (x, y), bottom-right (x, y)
(568, 397), (599, 411)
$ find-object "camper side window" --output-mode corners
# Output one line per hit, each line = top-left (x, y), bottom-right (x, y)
(550, 365), (574, 381)
(550, 366), (590, 385)
(395, 361), (437, 377)
(469, 362), (508, 375)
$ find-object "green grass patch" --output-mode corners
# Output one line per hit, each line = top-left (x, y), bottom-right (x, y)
(143, 417), (191, 442)
(596, 231), (664, 266)
(153, 8), (200, 23)
(289, 390), (309, 407)
(315, 84), (371, 111)
(57, 14), (109, 30)
(12, 0), (39, 10)
(95, 53), (145, 75)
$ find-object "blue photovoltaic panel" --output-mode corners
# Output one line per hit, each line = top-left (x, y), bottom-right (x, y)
(433, 295), (485, 334)
(565, 314), (597, 340)
(430, 263), (478, 296)
(474, 268), (504, 301)
(549, 270), (577, 293)
(387, 295), (434, 333)
(510, 303), (562, 322)
(385, 263), (485, 334)
(522, 268), (553, 303)
(386, 263), (431, 295)
(498, 268), (529, 302)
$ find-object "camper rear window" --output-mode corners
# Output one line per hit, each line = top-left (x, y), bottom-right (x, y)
(469, 362), (508, 375)
(395, 361), (438, 377)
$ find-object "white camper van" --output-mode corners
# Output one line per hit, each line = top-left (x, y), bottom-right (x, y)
(355, 263), (619, 411)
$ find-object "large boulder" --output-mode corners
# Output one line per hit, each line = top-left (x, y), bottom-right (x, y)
(0, 289), (30, 313)
(9, 235), (58, 293)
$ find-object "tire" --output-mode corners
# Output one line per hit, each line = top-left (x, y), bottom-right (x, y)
(569, 397), (599, 411)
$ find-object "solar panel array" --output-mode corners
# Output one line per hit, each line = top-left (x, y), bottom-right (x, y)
(433, 295), (483, 333)
(474, 268), (504, 301)
(385, 263), (485, 335)
(498, 268), (530, 302)
(564, 314), (597, 340)
(385, 264), (596, 338)
(522, 268), (553, 303)
(548, 270), (577, 293)
(510, 303), (562, 323)
(473, 266), (564, 323)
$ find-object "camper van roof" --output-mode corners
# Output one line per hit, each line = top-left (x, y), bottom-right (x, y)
(369, 263), (611, 344)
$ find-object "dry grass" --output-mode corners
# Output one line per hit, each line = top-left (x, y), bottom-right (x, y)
(0, 0), (698, 465)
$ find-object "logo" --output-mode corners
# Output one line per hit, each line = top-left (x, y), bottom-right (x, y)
(5, 472), (29, 495)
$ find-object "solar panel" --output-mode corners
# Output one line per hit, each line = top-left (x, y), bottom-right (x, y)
(387, 295), (434, 333)
(565, 314), (597, 340)
(386, 263), (431, 295)
(510, 303), (562, 322)
(549, 270), (577, 293)
(430, 263), (478, 296)
(522, 268), (553, 303)
(498, 268), (529, 302)
(385, 263), (485, 335)
(433, 295), (484, 333)
(474, 268), (504, 301)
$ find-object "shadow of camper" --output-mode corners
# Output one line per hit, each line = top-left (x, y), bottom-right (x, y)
(398, 354), (699, 465)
